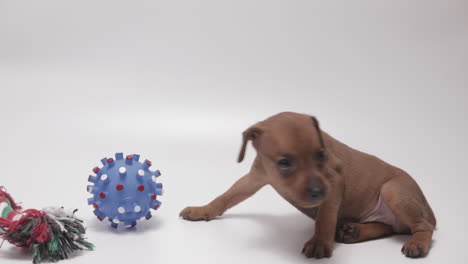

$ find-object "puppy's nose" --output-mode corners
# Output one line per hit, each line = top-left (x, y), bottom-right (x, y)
(307, 187), (325, 200)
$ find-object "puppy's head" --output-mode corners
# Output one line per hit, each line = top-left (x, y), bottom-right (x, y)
(238, 112), (330, 208)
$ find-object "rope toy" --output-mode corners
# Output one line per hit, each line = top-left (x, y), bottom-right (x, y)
(0, 186), (94, 263)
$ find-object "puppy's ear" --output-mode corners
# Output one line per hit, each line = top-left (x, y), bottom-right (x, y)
(238, 125), (263, 163)
(311, 116), (325, 149)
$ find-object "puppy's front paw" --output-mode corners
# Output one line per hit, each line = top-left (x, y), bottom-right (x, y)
(179, 206), (218, 221)
(401, 238), (429, 258)
(302, 237), (333, 259)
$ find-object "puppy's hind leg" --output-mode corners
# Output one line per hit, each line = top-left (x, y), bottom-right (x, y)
(380, 175), (436, 258)
(335, 222), (393, 243)
(180, 159), (267, 221)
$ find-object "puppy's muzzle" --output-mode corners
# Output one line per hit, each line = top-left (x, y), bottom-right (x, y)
(306, 186), (326, 202)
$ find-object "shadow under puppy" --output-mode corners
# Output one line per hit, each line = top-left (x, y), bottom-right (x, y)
(180, 112), (436, 258)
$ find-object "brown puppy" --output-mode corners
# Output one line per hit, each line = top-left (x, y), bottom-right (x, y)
(180, 112), (436, 259)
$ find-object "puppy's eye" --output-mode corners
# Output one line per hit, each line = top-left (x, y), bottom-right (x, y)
(317, 150), (327, 163)
(277, 158), (292, 169)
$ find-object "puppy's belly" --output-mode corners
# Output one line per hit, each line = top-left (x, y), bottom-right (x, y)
(360, 194), (408, 233)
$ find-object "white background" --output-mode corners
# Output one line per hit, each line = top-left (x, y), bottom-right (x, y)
(1, 1), (467, 263)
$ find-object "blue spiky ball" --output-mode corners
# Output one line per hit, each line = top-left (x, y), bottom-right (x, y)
(86, 152), (163, 228)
